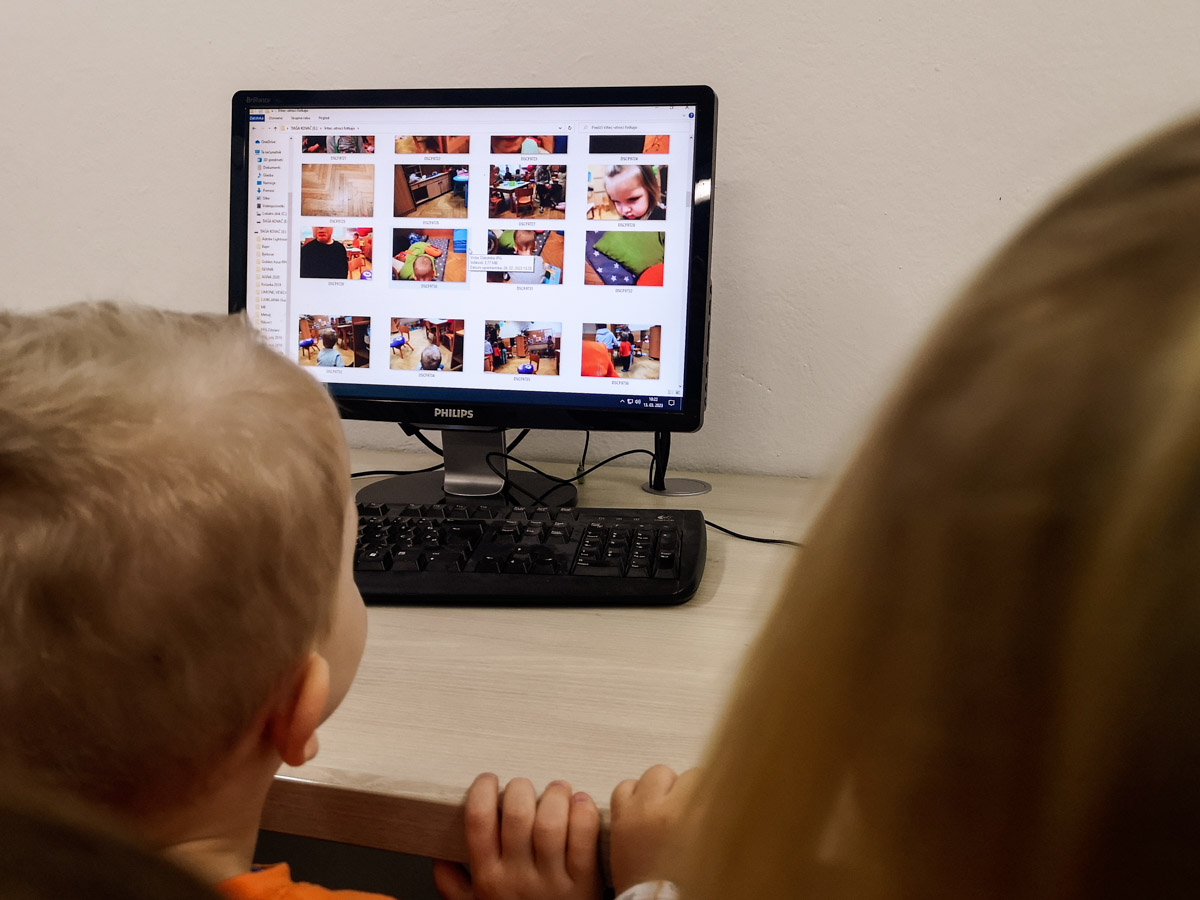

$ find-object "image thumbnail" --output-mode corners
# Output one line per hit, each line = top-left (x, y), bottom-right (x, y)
(587, 165), (667, 220)
(484, 230), (564, 284)
(488, 165), (566, 218)
(300, 164), (375, 217)
(299, 226), (374, 280)
(302, 135), (375, 153)
(490, 135), (568, 154)
(298, 315), (370, 368)
(587, 134), (670, 154)
(392, 229), (467, 282)
(389, 318), (465, 372)
(584, 231), (665, 286)
(394, 165), (468, 218)
(394, 135), (470, 154)
(484, 321), (561, 375)
(582, 323), (661, 379)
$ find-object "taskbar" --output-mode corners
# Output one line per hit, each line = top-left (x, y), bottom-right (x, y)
(328, 382), (686, 413)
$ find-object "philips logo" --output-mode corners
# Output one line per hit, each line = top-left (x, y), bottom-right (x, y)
(433, 408), (474, 419)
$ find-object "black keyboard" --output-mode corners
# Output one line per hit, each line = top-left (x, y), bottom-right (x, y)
(353, 501), (706, 606)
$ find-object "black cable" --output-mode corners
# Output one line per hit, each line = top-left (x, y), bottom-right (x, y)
(407, 427), (445, 457)
(397, 424), (531, 457)
(704, 520), (802, 547)
(487, 449), (657, 506)
(366, 433), (800, 548)
(351, 464), (445, 479)
(579, 431), (590, 469)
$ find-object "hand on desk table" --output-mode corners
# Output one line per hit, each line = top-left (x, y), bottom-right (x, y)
(433, 773), (603, 900)
(610, 765), (699, 896)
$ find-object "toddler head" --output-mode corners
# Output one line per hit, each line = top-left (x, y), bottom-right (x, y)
(513, 230), (537, 255)
(412, 255), (435, 281)
(320, 328), (338, 349)
(0, 303), (360, 819)
(420, 345), (442, 370)
(605, 165), (661, 219)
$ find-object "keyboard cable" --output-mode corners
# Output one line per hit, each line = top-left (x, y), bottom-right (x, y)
(351, 428), (802, 549)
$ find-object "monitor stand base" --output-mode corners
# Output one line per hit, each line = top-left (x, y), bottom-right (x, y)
(641, 477), (712, 497)
(356, 469), (578, 508)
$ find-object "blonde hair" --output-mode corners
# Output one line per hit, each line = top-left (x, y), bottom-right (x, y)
(0, 303), (349, 816)
(604, 165), (661, 218)
(513, 230), (537, 252)
(673, 115), (1200, 898)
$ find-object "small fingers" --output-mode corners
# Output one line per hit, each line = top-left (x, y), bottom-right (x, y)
(532, 780), (572, 875)
(564, 791), (601, 884)
(611, 777), (637, 813)
(463, 773), (500, 867)
(499, 777), (537, 863)
(431, 859), (474, 900)
(635, 764), (679, 795)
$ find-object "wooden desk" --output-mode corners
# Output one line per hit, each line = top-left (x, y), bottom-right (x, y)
(263, 449), (823, 864)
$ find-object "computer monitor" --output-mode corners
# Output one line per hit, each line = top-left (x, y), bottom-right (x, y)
(229, 86), (716, 505)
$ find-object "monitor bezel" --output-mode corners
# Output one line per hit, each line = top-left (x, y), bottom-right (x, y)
(228, 85), (715, 433)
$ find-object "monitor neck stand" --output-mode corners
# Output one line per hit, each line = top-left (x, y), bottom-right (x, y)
(354, 426), (578, 508)
(641, 431), (712, 497)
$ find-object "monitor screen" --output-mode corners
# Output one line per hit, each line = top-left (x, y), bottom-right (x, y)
(228, 86), (715, 439)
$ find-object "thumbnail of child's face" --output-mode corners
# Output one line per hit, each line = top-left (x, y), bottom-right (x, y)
(312, 226), (335, 243)
(606, 171), (650, 219)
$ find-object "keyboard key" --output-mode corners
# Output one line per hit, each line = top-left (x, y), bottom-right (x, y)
(391, 550), (426, 571)
(356, 547), (392, 571)
(573, 561), (622, 576)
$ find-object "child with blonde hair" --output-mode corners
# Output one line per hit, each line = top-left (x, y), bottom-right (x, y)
(0, 304), (605, 900)
(604, 166), (664, 220)
(606, 113), (1200, 898)
(508, 230), (553, 284)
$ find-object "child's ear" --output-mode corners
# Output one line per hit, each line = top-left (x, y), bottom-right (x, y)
(267, 653), (330, 768)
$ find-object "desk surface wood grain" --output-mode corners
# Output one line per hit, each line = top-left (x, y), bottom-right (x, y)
(263, 449), (823, 862)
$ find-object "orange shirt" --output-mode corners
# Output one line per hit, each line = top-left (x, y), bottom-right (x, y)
(218, 864), (395, 900)
(581, 340), (618, 377)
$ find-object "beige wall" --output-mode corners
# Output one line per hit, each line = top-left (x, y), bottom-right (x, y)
(3, 1), (1199, 476)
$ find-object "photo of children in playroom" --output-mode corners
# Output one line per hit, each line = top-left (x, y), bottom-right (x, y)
(584, 230), (665, 286)
(299, 226), (374, 280)
(301, 164), (375, 217)
(490, 135), (568, 154)
(587, 134), (670, 153)
(388, 318), (465, 372)
(484, 321), (560, 375)
(302, 135), (375, 153)
(581, 323), (661, 379)
(587, 165), (667, 220)
(394, 165), (468, 218)
(488, 165), (566, 219)
(298, 315), (370, 368)
(394, 135), (470, 154)
(484, 230), (564, 284)
(392, 229), (467, 282)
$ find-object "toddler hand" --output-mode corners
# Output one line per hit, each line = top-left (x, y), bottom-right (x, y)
(609, 765), (699, 895)
(433, 773), (602, 900)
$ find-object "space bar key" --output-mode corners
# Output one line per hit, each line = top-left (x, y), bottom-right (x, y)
(572, 563), (623, 576)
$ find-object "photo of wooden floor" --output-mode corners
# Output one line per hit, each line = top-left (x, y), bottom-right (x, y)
(388, 321), (462, 371)
(614, 353), (660, 379)
(492, 353), (558, 376)
(412, 191), (466, 218)
(301, 164), (375, 217)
